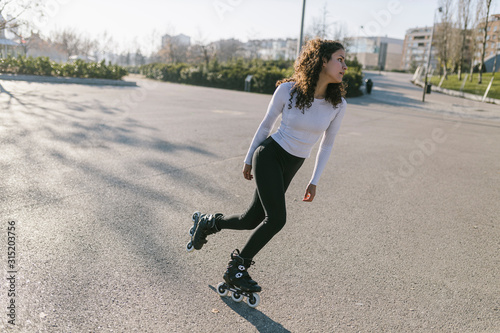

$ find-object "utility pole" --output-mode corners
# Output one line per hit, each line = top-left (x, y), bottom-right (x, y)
(493, 38), (498, 77)
(422, 7), (442, 102)
(297, 0), (306, 58)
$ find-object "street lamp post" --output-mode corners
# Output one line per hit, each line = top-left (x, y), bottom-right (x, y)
(422, 7), (443, 102)
(356, 26), (364, 60)
(297, 0), (306, 58)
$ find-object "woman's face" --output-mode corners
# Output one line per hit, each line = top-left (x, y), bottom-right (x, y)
(323, 49), (348, 84)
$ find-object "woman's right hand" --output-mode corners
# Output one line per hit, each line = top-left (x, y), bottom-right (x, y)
(243, 163), (253, 180)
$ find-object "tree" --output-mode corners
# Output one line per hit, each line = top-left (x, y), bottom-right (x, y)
(0, 0), (42, 54)
(212, 38), (243, 62)
(477, 0), (493, 83)
(189, 29), (215, 66)
(457, 0), (474, 79)
(80, 35), (97, 59)
(134, 48), (145, 66)
(94, 31), (117, 62)
(0, 0), (37, 32)
(49, 29), (112, 62)
(157, 33), (190, 63)
(469, 0), (481, 82)
(308, 2), (332, 39)
(304, 2), (349, 46)
(51, 28), (82, 59)
(435, 0), (455, 79)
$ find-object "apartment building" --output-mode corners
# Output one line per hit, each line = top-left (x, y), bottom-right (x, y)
(476, 13), (500, 72)
(401, 27), (439, 72)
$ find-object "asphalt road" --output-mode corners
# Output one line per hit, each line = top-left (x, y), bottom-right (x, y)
(1, 72), (499, 332)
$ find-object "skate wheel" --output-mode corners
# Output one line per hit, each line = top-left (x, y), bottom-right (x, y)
(216, 282), (228, 297)
(246, 293), (260, 308)
(186, 242), (194, 252)
(189, 226), (195, 236)
(231, 292), (243, 302)
(192, 211), (201, 222)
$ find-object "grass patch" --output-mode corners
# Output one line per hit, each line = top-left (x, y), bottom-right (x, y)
(429, 73), (500, 100)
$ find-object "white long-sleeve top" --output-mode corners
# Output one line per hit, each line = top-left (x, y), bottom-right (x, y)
(244, 81), (346, 185)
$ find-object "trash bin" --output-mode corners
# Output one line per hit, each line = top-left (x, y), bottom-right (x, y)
(426, 84), (432, 94)
(365, 79), (373, 94)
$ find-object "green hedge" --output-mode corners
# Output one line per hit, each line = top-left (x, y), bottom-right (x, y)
(0, 56), (128, 80)
(343, 58), (364, 97)
(140, 58), (363, 97)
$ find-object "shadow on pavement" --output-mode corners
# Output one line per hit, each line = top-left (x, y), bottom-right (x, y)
(1, 80), (229, 283)
(208, 285), (291, 333)
(0, 82), (28, 108)
(348, 88), (427, 110)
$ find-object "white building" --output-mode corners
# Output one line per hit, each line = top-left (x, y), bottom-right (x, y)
(348, 36), (403, 71)
(161, 34), (191, 48)
(250, 38), (297, 60)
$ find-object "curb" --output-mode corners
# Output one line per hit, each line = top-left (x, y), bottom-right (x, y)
(0, 74), (137, 87)
(413, 79), (500, 105)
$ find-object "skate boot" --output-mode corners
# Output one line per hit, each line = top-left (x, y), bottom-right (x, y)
(216, 249), (262, 308)
(223, 249), (261, 293)
(186, 212), (221, 252)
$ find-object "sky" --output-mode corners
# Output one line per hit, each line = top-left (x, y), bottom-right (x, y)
(25, 0), (499, 54)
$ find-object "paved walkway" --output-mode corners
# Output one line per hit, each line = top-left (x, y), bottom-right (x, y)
(1, 74), (498, 332)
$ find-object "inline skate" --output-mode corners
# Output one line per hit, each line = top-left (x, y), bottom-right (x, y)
(216, 249), (261, 308)
(186, 212), (221, 252)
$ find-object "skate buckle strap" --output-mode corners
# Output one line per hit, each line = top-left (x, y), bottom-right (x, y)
(204, 214), (221, 233)
(233, 262), (251, 280)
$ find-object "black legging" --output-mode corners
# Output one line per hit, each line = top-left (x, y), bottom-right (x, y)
(218, 137), (305, 259)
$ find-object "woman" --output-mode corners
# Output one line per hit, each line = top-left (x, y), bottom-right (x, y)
(188, 38), (348, 295)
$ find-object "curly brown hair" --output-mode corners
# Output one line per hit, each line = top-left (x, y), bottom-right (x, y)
(277, 38), (347, 112)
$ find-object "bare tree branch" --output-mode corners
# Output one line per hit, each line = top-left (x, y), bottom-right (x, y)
(51, 28), (83, 59)
(0, 0), (36, 31)
(477, 0), (493, 83)
(435, 0), (455, 79)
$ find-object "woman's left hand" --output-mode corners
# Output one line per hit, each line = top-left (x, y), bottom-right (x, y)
(303, 184), (316, 202)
